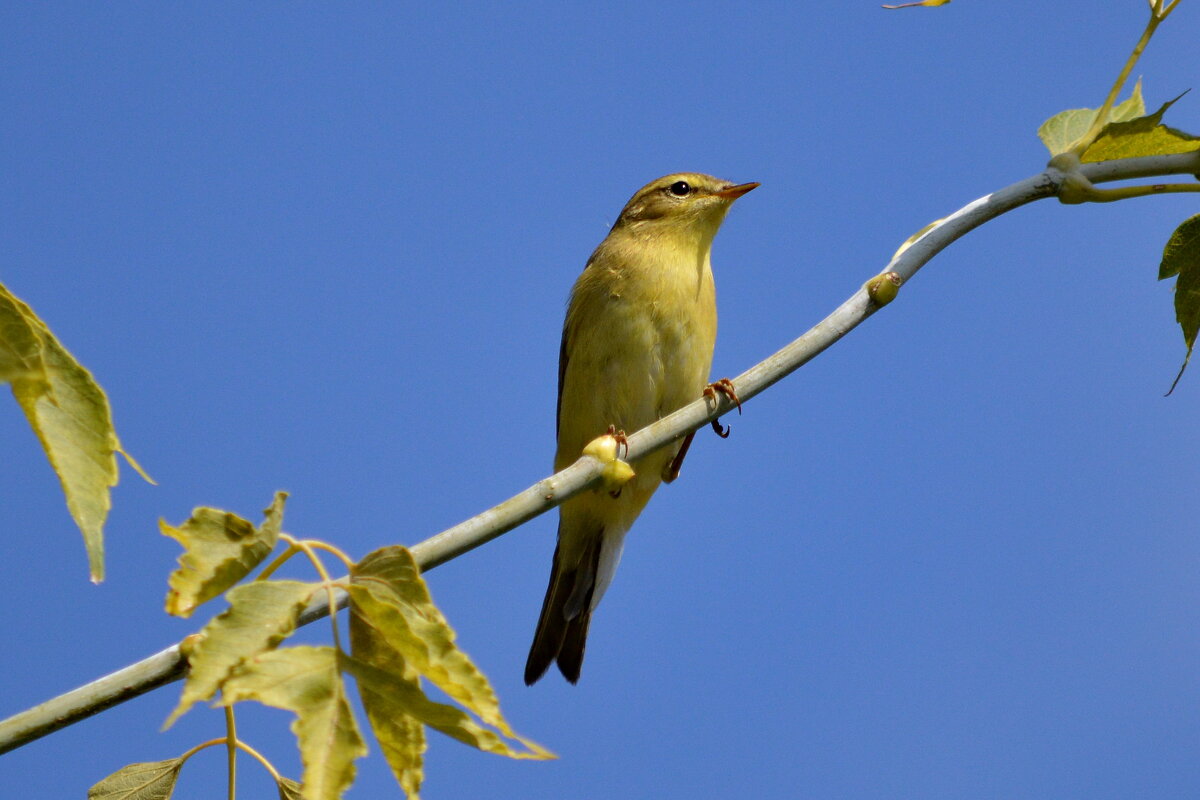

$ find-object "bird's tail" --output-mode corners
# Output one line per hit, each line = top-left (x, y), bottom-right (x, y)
(524, 523), (603, 685)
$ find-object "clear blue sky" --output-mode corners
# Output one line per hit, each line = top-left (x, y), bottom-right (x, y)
(3, 3), (1199, 798)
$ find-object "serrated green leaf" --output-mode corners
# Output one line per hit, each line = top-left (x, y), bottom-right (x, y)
(347, 574), (427, 797)
(165, 579), (316, 727)
(220, 646), (367, 800)
(277, 777), (305, 800)
(1038, 79), (1145, 156)
(348, 547), (510, 733)
(1, 282), (151, 582)
(347, 546), (551, 765)
(162, 492), (288, 617)
(1083, 92), (1200, 162)
(88, 757), (184, 800)
(352, 664), (427, 796)
(342, 653), (550, 763)
(1159, 215), (1200, 392)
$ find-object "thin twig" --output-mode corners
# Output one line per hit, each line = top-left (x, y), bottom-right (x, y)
(1, 150), (1198, 757)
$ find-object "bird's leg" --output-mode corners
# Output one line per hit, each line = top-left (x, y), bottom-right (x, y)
(661, 431), (696, 483)
(603, 425), (629, 496)
(703, 378), (742, 439)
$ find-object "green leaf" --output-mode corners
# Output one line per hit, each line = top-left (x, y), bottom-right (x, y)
(88, 757), (184, 800)
(0, 289), (46, 384)
(220, 646), (367, 800)
(1038, 79), (1145, 156)
(1159, 214), (1200, 393)
(162, 491), (288, 617)
(347, 574), (429, 798)
(1, 282), (151, 582)
(342, 653), (549, 762)
(347, 546), (552, 765)
(348, 547), (510, 735)
(165, 579), (316, 727)
(1083, 92), (1200, 162)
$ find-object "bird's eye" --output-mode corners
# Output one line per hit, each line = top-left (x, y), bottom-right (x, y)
(667, 180), (692, 197)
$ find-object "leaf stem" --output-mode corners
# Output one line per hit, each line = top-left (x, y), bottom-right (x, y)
(1072, 8), (1166, 154)
(256, 542), (301, 582)
(281, 534), (344, 651)
(234, 739), (285, 783)
(308, 541), (356, 571)
(225, 706), (238, 800)
(1081, 182), (1200, 202)
(175, 735), (287, 785)
(178, 736), (227, 765)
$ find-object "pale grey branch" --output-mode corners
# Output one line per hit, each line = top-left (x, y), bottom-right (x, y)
(2, 150), (1197, 756)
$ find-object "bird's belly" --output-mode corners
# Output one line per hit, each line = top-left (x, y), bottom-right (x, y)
(562, 302), (711, 462)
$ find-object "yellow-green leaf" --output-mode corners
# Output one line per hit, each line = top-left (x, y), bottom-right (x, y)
(162, 491), (288, 617)
(1, 282), (151, 583)
(165, 579), (316, 727)
(1159, 214), (1200, 393)
(348, 578), (428, 797)
(1083, 92), (1200, 162)
(348, 546), (551, 764)
(88, 758), (184, 800)
(1038, 79), (1145, 156)
(342, 653), (551, 762)
(348, 547), (510, 734)
(220, 646), (367, 800)
(0, 289), (46, 384)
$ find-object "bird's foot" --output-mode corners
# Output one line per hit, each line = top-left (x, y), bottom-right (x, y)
(703, 378), (742, 439)
(605, 424), (630, 459)
(584, 428), (635, 497)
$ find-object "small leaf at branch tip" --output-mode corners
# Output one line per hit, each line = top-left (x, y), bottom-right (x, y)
(865, 272), (903, 307)
(1038, 80), (1145, 156)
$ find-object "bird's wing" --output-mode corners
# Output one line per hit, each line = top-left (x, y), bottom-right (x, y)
(555, 316), (569, 442)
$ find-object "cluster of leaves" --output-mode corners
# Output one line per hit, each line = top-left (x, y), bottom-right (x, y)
(90, 493), (550, 800)
(1039, 80), (1200, 391)
(0, 283), (150, 581)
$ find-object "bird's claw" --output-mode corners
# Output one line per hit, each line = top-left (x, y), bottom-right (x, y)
(605, 424), (630, 459)
(703, 378), (742, 439)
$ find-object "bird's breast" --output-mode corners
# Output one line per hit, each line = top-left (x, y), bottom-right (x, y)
(556, 249), (717, 472)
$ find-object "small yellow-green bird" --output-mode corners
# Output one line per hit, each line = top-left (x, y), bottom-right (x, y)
(525, 172), (758, 685)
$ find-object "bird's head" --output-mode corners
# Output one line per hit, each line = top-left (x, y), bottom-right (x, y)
(613, 173), (759, 243)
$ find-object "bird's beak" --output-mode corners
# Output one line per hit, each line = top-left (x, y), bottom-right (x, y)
(714, 182), (760, 199)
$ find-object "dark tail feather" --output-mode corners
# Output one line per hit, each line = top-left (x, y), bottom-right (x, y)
(525, 540), (572, 685)
(555, 607), (593, 683)
(525, 525), (602, 685)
